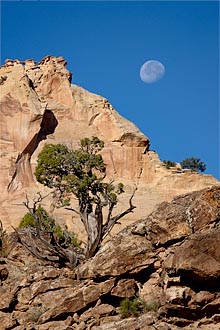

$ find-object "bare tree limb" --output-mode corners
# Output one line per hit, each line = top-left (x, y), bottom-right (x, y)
(65, 207), (80, 215)
(102, 187), (137, 240)
(12, 226), (60, 262)
(23, 192), (49, 238)
(20, 193), (80, 268)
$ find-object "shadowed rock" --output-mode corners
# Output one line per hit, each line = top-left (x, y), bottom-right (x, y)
(0, 186), (220, 329)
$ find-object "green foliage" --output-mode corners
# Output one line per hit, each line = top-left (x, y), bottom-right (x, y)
(163, 160), (176, 169)
(35, 137), (124, 209)
(19, 206), (81, 248)
(119, 297), (159, 318)
(180, 157), (206, 172)
(60, 226), (81, 248)
(19, 206), (54, 231)
(19, 213), (36, 229)
(35, 144), (69, 189)
(80, 136), (104, 155)
(34, 137), (130, 258)
(119, 297), (140, 318)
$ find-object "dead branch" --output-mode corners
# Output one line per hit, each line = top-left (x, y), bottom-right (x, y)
(65, 207), (80, 215)
(102, 187), (137, 240)
(13, 226), (60, 263)
(23, 192), (49, 238)
(19, 193), (80, 268)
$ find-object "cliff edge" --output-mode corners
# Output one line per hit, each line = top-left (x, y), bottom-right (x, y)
(0, 56), (218, 232)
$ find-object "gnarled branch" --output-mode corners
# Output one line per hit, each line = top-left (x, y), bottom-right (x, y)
(102, 187), (137, 240)
(19, 193), (81, 268)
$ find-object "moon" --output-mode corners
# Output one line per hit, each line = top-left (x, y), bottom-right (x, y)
(140, 60), (165, 83)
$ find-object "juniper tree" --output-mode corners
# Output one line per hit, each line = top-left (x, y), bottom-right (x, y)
(35, 137), (136, 258)
(180, 157), (206, 173)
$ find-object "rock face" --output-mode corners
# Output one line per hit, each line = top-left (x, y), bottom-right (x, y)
(0, 56), (218, 233)
(1, 186), (220, 329)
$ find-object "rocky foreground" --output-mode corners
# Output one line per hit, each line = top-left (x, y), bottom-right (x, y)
(1, 185), (220, 330)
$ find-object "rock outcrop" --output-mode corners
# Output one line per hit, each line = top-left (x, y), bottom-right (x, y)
(0, 186), (220, 329)
(0, 56), (218, 234)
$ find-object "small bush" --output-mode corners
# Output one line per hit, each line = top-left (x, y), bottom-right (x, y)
(19, 213), (36, 229)
(19, 206), (81, 248)
(59, 226), (82, 248)
(119, 297), (159, 318)
(119, 297), (140, 318)
(163, 160), (176, 169)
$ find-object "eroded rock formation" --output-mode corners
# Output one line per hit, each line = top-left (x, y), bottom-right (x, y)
(0, 56), (218, 233)
(0, 186), (220, 329)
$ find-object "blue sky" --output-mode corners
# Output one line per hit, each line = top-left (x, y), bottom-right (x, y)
(1, 1), (219, 179)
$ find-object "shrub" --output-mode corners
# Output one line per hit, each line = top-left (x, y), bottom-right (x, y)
(119, 297), (140, 318)
(162, 160), (176, 169)
(60, 226), (82, 248)
(19, 213), (36, 229)
(19, 206), (81, 248)
(19, 205), (61, 232)
(119, 297), (159, 318)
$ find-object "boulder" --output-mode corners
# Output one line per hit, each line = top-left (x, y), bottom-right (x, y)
(167, 229), (220, 288)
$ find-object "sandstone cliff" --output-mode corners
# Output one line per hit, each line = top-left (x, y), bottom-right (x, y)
(1, 186), (220, 329)
(0, 56), (218, 233)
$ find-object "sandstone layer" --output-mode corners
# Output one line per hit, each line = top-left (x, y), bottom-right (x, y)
(0, 56), (218, 233)
(0, 186), (220, 329)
